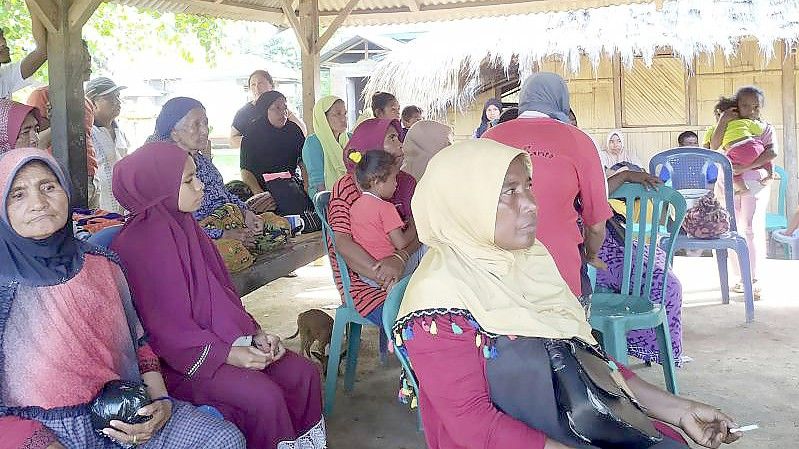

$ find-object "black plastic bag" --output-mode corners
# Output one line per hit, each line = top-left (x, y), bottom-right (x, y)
(90, 379), (152, 434)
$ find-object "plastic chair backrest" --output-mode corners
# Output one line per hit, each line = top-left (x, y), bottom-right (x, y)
(775, 165), (787, 217)
(382, 276), (412, 344)
(649, 147), (737, 232)
(313, 191), (357, 310)
(610, 183), (687, 300)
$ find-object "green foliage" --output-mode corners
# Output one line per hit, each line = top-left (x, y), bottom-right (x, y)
(0, 1), (226, 81)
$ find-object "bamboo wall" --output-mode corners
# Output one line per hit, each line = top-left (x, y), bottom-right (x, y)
(445, 40), (797, 211)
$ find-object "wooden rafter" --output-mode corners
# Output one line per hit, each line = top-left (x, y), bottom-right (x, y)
(69, 0), (103, 28)
(405, 0), (420, 12)
(25, 0), (59, 33)
(281, 0), (310, 54)
(317, 0), (360, 50)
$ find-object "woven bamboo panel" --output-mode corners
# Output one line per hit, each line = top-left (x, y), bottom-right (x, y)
(622, 57), (687, 126)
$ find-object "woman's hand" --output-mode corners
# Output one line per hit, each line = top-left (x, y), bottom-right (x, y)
(246, 192), (277, 214)
(103, 399), (173, 446)
(623, 171), (663, 190)
(253, 330), (286, 364)
(244, 210), (264, 234)
(373, 256), (403, 288)
(223, 228), (257, 249)
(226, 346), (271, 370)
(678, 402), (742, 448)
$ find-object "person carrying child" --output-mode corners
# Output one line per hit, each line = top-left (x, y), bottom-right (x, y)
(348, 149), (424, 290)
(704, 87), (773, 193)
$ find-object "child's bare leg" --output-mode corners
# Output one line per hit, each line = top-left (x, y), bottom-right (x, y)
(733, 178), (749, 194)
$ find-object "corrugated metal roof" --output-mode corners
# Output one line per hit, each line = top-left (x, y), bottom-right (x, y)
(113, 0), (659, 26)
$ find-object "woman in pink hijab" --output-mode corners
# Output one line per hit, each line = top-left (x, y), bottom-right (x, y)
(111, 142), (325, 449)
(327, 118), (421, 325)
(0, 98), (40, 151)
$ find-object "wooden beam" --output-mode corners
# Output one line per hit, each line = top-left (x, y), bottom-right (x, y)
(26, 0), (59, 33)
(781, 40), (798, 209)
(48, 0), (88, 206)
(68, 0), (101, 28)
(687, 56), (698, 125)
(281, 0), (310, 55)
(299, 0), (320, 132)
(317, 0), (360, 50)
(612, 51), (623, 128)
(406, 0), (420, 12)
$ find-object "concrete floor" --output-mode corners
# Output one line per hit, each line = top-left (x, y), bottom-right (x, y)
(243, 255), (799, 448)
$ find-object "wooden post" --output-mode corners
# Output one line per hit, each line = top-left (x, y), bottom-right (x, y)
(687, 56), (698, 126)
(612, 51), (623, 128)
(41, 0), (92, 206)
(781, 40), (798, 209)
(299, 0), (320, 133)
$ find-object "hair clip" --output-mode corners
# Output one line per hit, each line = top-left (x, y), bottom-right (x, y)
(348, 151), (363, 164)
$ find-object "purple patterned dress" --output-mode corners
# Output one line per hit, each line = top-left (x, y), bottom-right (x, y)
(595, 228), (684, 366)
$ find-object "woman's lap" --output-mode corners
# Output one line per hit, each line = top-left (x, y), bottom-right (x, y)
(32, 401), (244, 449)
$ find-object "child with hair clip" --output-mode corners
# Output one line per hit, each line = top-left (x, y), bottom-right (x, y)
(348, 150), (424, 289)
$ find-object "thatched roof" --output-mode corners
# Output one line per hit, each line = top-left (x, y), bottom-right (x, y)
(366, 0), (799, 115)
(112, 0), (657, 26)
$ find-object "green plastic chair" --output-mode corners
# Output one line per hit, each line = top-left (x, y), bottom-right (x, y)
(766, 165), (788, 233)
(589, 183), (686, 394)
(313, 191), (388, 416)
(382, 276), (424, 432)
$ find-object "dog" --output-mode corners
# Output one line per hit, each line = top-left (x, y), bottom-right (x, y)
(287, 309), (345, 375)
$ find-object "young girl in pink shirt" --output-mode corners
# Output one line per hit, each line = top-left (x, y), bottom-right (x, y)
(348, 150), (424, 288)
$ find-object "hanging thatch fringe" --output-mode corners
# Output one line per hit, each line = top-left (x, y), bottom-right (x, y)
(366, 0), (799, 116)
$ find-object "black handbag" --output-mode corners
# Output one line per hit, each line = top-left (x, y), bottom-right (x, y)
(545, 339), (662, 449)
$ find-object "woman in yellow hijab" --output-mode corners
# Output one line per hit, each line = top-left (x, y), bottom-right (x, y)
(301, 96), (350, 199)
(395, 139), (742, 449)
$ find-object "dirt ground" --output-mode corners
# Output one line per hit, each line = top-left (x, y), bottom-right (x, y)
(243, 255), (799, 449)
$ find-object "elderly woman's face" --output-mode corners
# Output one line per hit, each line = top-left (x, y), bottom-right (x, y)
(326, 100), (348, 135)
(171, 107), (209, 152)
(608, 134), (623, 153)
(383, 126), (403, 162)
(494, 156), (537, 251)
(15, 112), (39, 148)
(267, 97), (289, 128)
(486, 104), (501, 122)
(6, 161), (69, 240)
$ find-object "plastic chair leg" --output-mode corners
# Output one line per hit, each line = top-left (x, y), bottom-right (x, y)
(378, 329), (388, 365)
(344, 322), (363, 391)
(654, 314), (679, 394)
(734, 241), (755, 323)
(715, 249), (730, 305)
(324, 311), (350, 415)
(598, 322), (629, 364)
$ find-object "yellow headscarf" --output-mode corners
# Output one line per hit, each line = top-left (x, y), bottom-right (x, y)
(398, 139), (596, 343)
(313, 96), (350, 189)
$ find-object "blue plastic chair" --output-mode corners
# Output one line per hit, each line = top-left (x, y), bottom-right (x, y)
(766, 165), (788, 233)
(382, 276), (424, 432)
(649, 147), (755, 323)
(589, 183), (685, 394)
(313, 191), (388, 416)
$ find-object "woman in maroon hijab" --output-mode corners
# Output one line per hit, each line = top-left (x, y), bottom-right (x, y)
(0, 98), (41, 151)
(327, 118), (420, 325)
(111, 142), (325, 449)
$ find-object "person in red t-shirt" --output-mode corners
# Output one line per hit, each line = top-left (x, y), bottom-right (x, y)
(348, 149), (422, 293)
(483, 72), (612, 301)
